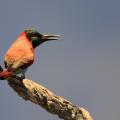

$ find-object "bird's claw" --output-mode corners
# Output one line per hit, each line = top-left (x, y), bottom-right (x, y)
(12, 74), (25, 80)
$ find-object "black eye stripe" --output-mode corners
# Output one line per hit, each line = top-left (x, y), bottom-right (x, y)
(29, 33), (35, 37)
(29, 33), (40, 37)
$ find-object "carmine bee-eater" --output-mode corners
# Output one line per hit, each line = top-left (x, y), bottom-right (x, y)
(0, 28), (60, 80)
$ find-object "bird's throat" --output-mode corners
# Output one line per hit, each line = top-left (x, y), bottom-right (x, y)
(30, 38), (43, 49)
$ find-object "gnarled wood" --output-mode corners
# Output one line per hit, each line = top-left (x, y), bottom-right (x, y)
(7, 77), (93, 120)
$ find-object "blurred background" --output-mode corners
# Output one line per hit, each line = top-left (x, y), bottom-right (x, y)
(0, 0), (120, 119)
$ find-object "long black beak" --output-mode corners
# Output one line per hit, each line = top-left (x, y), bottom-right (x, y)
(42, 34), (61, 41)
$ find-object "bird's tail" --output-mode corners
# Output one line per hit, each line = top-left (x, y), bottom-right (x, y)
(0, 67), (12, 80)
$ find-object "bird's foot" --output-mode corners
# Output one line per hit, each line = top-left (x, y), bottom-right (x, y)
(12, 75), (25, 80)
(12, 74), (25, 80)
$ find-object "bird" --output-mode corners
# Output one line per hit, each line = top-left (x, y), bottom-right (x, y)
(0, 28), (60, 80)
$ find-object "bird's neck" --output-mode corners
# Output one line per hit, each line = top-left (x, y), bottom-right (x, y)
(20, 32), (43, 49)
(19, 32), (34, 49)
(30, 39), (43, 49)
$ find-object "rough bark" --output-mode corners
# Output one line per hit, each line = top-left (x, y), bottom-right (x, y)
(6, 76), (93, 120)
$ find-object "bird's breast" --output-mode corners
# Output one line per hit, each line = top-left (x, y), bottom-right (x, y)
(4, 35), (34, 69)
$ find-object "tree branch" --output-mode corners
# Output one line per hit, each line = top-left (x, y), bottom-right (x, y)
(6, 76), (93, 120)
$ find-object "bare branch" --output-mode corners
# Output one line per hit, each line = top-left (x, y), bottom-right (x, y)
(7, 77), (93, 120)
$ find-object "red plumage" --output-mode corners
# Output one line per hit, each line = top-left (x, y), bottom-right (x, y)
(0, 32), (34, 79)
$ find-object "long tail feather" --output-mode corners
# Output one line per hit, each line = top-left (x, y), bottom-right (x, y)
(0, 70), (12, 80)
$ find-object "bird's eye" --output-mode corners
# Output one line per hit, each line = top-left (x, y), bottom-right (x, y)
(29, 33), (36, 37)
(26, 32), (40, 39)
(30, 33), (40, 38)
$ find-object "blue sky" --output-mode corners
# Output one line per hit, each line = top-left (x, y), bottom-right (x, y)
(0, 0), (120, 120)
